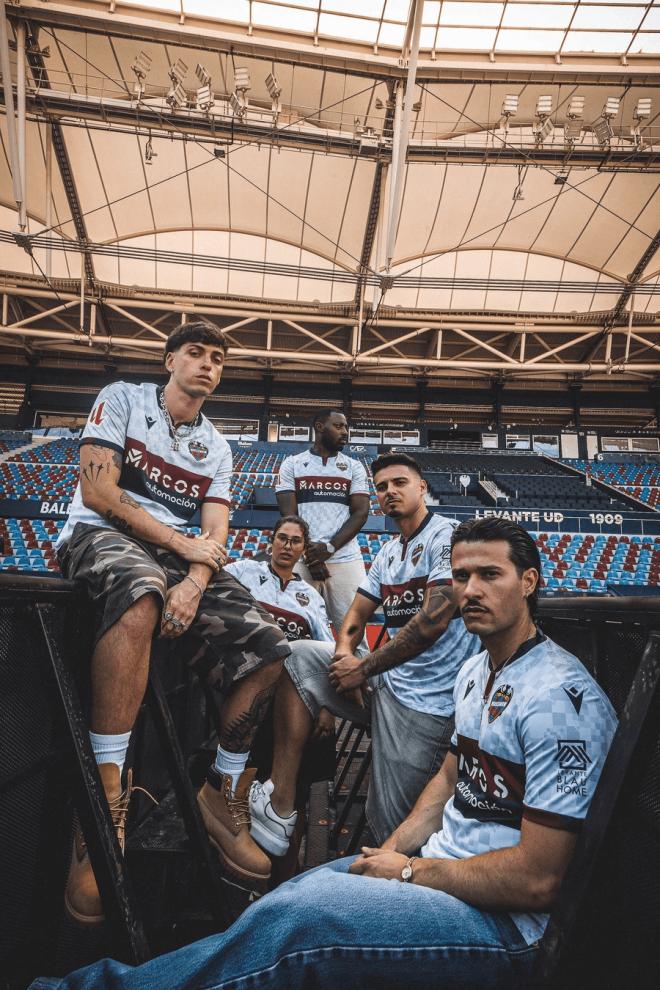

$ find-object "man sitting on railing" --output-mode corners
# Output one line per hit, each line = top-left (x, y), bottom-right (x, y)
(54, 321), (291, 922)
(39, 517), (617, 989)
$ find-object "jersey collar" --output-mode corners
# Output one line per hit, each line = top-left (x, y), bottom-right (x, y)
(308, 446), (336, 466)
(487, 629), (546, 674)
(268, 561), (299, 591)
(399, 511), (433, 556)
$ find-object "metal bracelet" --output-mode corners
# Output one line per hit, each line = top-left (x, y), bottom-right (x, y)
(183, 574), (204, 596)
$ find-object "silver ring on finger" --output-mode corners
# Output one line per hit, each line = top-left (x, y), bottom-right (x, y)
(164, 611), (173, 621)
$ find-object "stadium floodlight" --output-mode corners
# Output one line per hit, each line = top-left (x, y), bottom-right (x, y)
(230, 90), (247, 119)
(564, 117), (583, 148)
(631, 98), (651, 148)
(166, 81), (187, 110)
(593, 117), (613, 150)
(501, 95), (518, 118)
(196, 84), (214, 113)
(131, 50), (152, 98)
(535, 95), (553, 118)
(265, 73), (281, 100)
(634, 98), (651, 121)
(603, 97), (620, 119)
(234, 67), (251, 93)
(534, 116), (554, 147)
(567, 95), (585, 119)
(168, 59), (188, 85)
(195, 63), (211, 86)
(265, 72), (281, 116)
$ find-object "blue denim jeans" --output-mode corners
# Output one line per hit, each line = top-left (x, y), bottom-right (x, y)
(31, 858), (538, 990)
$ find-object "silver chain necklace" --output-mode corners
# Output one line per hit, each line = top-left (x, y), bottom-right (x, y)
(158, 387), (200, 451)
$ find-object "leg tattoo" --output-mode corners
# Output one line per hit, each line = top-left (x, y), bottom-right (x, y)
(220, 684), (276, 753)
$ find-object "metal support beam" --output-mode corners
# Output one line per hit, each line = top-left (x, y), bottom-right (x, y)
(385, 0), (424, 270)
(0, 3), (24, 220)
(16, 20), (27, 230)
(282, 319), (351, 358)
(11, 3), (660, 86)
(104, 303), (168, 340)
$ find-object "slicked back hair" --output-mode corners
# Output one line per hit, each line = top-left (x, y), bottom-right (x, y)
(450, 516), (542, 614)
(272, 514), (310, 547)
(165, 321), (228, 358)
(370, 452), (424, 480)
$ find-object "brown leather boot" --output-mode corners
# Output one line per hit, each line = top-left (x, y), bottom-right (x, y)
(198, 766), (272, 883)
(64, 763), (132, 924)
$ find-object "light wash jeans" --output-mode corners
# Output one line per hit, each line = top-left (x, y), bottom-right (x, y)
(30, 858), (537, 990)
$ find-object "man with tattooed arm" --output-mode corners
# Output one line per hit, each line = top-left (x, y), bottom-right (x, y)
(55, 321), (291, 922)
(247, 452), (480, 856)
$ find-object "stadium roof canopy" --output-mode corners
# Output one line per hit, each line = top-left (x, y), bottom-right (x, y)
(0, 0), (659, 386)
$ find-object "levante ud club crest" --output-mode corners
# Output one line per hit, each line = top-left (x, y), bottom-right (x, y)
(188, 440), (208, 461)
(488, 684), (513, 723)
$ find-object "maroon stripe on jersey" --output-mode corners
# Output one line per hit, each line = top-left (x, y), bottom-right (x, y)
(295, 474), (351, 505)
(259, 602), (312, 642)
(124, 438), (212, 492)
(204, 497), (231, 506)
(454, 733), (526, 830)
(522, 804), (583, 833)
(457, 734), (525, 802)
(120, 436), (212, 520)
(381, 575), (428, 628)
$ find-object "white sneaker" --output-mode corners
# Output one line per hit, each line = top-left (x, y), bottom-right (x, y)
(249, 779), (297, 857)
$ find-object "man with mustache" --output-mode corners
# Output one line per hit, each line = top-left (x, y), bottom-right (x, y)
(43, 518), (617, 989)
(249, 452), (480, 854)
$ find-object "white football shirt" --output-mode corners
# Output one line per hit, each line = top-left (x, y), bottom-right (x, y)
(224, 558), (334, 643)
(275, 449), (369, 563)
(358, 512), (481, 717)
(421, 633), (617, 944)
(57, 381), (231, 547)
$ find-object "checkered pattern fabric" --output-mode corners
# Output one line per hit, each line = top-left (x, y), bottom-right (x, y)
(57, 382), (232, 547)
(275, 449), (369, 563)
(224, 558), (334, 643)
(422, 633), (617, 944)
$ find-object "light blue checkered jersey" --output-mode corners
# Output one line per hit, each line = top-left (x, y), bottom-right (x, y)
(422, 633), (617, 945)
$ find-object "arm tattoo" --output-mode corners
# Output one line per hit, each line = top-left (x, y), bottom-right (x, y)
(104, 509), (134, 535)
(361, 585), (458, 678)
(119, 490), (141, 510)
(81, 445), (122, 486)
(219, 684), (276, 753)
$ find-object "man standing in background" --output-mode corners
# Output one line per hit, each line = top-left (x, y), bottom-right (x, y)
(276, 409), (370, 634)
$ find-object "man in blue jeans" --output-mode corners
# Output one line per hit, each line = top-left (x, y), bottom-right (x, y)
(33, 518), (616, 990)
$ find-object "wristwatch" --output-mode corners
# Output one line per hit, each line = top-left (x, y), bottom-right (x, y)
(325, 541), (336, 556)
(401, 856), (417, 883)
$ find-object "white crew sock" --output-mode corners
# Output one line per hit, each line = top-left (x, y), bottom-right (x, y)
(215, 746), (249, 794)
(89, 730), (132, 776)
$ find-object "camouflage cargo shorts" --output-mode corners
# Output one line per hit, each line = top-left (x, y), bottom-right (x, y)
(57, 523), (291, 693)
